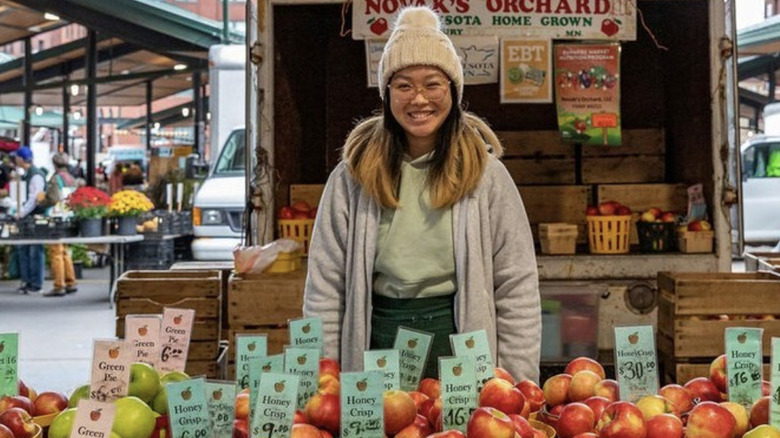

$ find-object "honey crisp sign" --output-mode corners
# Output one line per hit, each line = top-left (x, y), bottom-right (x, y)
(352, 0), (636, 41)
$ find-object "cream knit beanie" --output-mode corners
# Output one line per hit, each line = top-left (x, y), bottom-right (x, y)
(378, 7), (463, 103)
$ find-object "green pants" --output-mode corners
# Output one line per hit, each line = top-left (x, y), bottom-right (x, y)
(370, 293), (457, 379)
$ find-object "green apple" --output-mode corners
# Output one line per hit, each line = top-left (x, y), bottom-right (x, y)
(68, 385), (90, 408)
(48, 408), (77, 438)
(128, 362), (161, 403)
(113, 396), (156, 438)
(151, 370), (191, 415)
(160, 371), (190, 384)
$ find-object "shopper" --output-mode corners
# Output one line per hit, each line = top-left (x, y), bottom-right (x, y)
(13, 146), (46, 294)
(303, 7), (541, 381)
(40, 153), (78, 297)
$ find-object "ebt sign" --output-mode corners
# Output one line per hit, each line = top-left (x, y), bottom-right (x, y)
(352, 0), (636, 40)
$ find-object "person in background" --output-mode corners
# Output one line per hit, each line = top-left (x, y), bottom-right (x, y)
(303, 7), (541, 381)
(72, 158), (86, 180)
(109, 162), (124, 194)
(12, 146), (46, 294)
(40, 153), (78, 297)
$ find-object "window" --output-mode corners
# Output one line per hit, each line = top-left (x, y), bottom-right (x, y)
(743, 142), (780, 178)
(214, 130), (246, 175)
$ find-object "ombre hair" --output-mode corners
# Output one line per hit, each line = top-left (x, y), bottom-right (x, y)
(342, 84), (503, 209)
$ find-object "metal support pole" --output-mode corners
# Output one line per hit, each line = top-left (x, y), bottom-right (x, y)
(192, 72), (202, 156)
(769, 62), (776, 104)
(62, 82), (70, 155)
(22, 38), (32, 147)
(146, 81), (153, 151)
(85, 30), (97, 187)
(223, 0), (230, 43)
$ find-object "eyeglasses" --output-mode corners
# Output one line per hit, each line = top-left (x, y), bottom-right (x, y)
(388, 79), (451, 103)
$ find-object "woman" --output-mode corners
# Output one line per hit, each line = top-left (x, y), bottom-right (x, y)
(303, 6), (541, 382)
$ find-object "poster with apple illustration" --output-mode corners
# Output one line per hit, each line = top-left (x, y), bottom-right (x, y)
(0, 333), (18, 397)
(554, 43), (622, 146)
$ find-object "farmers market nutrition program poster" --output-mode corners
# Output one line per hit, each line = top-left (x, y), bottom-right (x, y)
(554, 43), (621, 146)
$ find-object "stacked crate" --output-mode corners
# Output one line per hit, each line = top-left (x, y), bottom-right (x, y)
(656, 271), (780, 383)
(226, 267), (306, 379)
(115, 270), (225, 378)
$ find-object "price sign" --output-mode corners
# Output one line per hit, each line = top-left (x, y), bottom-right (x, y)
(71, 399), (116, 438)
(206, 380), (236, 438)
(251, 372), (299, 438)
(249, 354), (284, 422)
(340, 371), (384, 438)
(771, 338), (780, 429)
(0, 333), (19, 397)
(89, 340), (132, 402)
(725, 327), (764, 409)
(393, 327), (433, 391)
(440, 356), (478, 434)
(125, 315), (162, 369)
(363, 350), (401, 390)
(284, 347), (320, 410)
(166, 377), (211, 438)
(614, 326), (659, 402)
(450, 330), (495, 391)
(159, 308), (195, 373)
(289, 317), (324, 354)
(236, 334), (268, 390)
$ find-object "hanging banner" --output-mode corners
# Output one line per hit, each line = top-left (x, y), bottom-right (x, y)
(500, 38), (552, 103)
(554, 43), (622, 146)
(353, 0), (636, 41)
(365, 36), (499, 88)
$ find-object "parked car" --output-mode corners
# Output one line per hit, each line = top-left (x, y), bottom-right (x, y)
(739, 134), (780, 245)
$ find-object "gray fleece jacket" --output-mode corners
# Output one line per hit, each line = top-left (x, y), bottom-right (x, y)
(303, 155), (541, 382)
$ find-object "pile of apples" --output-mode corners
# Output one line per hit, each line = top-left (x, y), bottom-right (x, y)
(684, 219), (712, 232)
(278, 201), (317, 220)
(639, 207), (677, 223)
(0, 380), (70, 438)
(586, 201), (632, 217)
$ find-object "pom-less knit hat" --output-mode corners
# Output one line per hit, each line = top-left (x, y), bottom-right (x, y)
(378, 7), (464, 103)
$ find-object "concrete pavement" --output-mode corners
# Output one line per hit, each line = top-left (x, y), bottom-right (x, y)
(0, 266), (115, 396)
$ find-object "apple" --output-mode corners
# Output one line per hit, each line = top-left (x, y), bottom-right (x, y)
(658, 384), (695, 415)
(586, 206), (600, 216)
(601, 18), (619, 36)
(508, 413), (535, 438)
(151, 370), (190, 415)
(750, 396), (770, 427)
(112, 396), (157, 438)
(67, 385), (90, 409)
(708, 355), (728, 394)
(417, 378), (441, 400)
(466, 407), (516, 438)
(598, 201), (618, 216)
(0, 408), (36, 438)
(571, 433), (598, 438)
(686, 401), (736, 438)
(478, 377), (526, 415)
(583, 396), (611, 421)
(382, 390), (416, 435)
(564, 357), (606, 380)
(764, 380), (772, 396)
(596, 401), (646, 438)
(744, 425), (780, 437)
(319, 357), (340, 379)
(0, 424), (12, 438)
(317, 373), (340, 396)
(128, 362), (161, 403)
(47, 408), (77, 438)
(419, 398), (436, 421)
(538, 403), (563, 430)
(635, 394), (675, 420)
(593, 379), (619, 403)
(542, 373), (572, 407)
(616, 205), (632, 216)
(32, 391), (68, 416)
(426, 431), (466, 437)
(289, 423), (322, 438)
(292, 410), (307, 424)
(0, 396), (33, 416)
(394, 419), (432, 438)
(494, 367), (515, 385)
(720, 401), (749, 437)
(684, 377), (722, 403)
(567, 370), (602, 402)
(232, 419), (248, 438)
(516, 380), (545, 412)
(406, 391), (429, 412)
(304, 393), (340, 435)
(556, 402), (595, 438)
(645, 413), (683, 438)
(234, 391), (249, 421)
(640, 211), (657, 222)
(16, 381), (29, 399)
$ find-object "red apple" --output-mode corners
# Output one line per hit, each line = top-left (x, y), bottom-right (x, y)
(763, 380), (771, 397)
(0, 397), (33, 416)
(426, 431), (466, 438)
(598, 201), (618, 216)
(290, 423), (322, 438)
(596, 401), (647, 438)
(0, 408), (36, 438)
(516, 380), (545, 413)
(645, 413), (683, 438)
(479, 378), (526, 415)
(586, 206), (600, 216)
(567, 370), (602, 402)
(556, 402), (596, 438)
(659, 384), (695, 415)
(542, 373), (572, 407)
(232, 419), (248, 438)
(382, 390), (416, 435)
(571, 433), (598, 438)
(417, 378), (441, 400)
(303, 393), (340, 435)
(720, 401), (749, 437)
(688, 220), (704, 231)
(508, 413), (535, 438)
(406, 391), (429, 413)
(319, 357), (340, 379)
(564, 357), (606, 380)
(32, 391), (69, 416)
(593, 379), (619, 403)
(686, 401), (736, 438)
(317, 374), (340, 396)
(419, 398), (435, 421)
(293, 410), (307, 424)
(16, 381), (29, 399)
(424, 398), (442, 428)
(751, 396), (770, 427)
(709, 354), (727, 394)
(635, 394), (675, 420)
(467, 407), (516, 438)
(684, 377), (722, 403)
(234, 391), (249, 421)
(494, 367), (515, 385)
(660, 212), (676, 223)
(319, 430), (332, 438)
(583, 396), (610, 422)
(393, 418), (432, 438)
(743, 424), (780, 437)
(616, 206), (632, 216)
(0, 424), (13, 438)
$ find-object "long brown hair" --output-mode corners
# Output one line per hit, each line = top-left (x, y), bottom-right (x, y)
(342, 86), (503, 209)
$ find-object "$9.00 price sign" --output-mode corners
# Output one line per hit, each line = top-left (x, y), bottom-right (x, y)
(614, 325), (659, 402)
(340, 371), (384, 438)
(251, 372), (299, 438)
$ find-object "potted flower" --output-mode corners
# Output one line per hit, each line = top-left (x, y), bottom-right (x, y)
(109, 189), (155, 236)
(66, 186), (112, 237)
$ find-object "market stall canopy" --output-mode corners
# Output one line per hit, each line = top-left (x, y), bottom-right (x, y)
(0, 106), (86, 130)
(0, 0), (67, 47)
(117, 97), (210, 131)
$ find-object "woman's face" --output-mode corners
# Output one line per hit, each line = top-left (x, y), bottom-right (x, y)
(388, 65), (453, 153)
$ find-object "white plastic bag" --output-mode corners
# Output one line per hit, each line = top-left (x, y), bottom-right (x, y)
(233, 238), (301, 275)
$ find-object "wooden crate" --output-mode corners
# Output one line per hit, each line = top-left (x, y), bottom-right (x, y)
(228, 270), (306, 326)
(538, 223), (578, 255)
(656, 271), (780, 360)
(170, 262), (235, 332)
(499, 131), (576, 185)
(518, 185), (591, 244)
(186, 343), (228, 379)
(582, 129), (665, 184)
(677, 230), (714, 254)
(290, 184), (325, 208)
